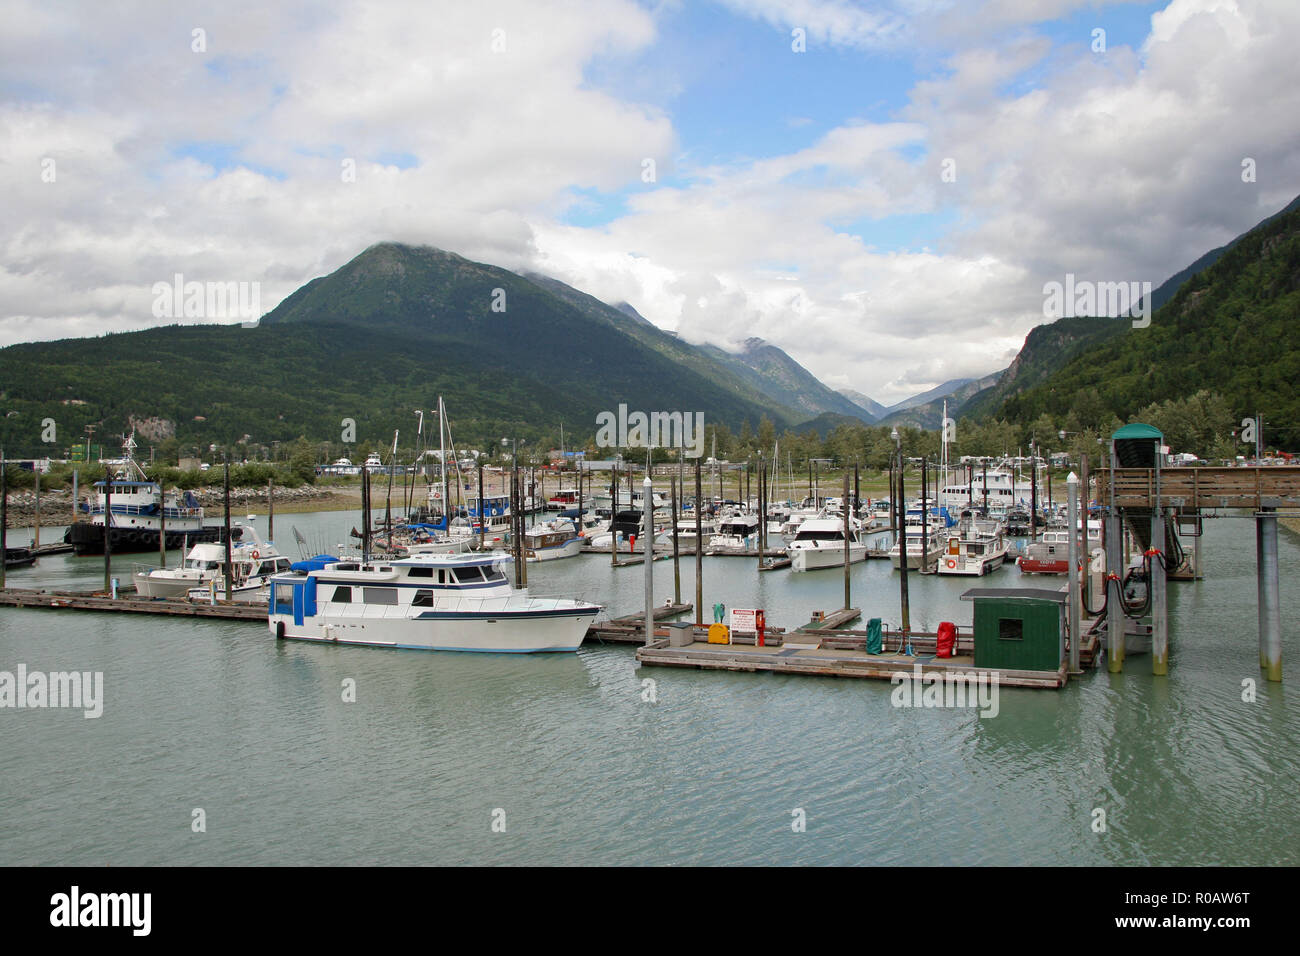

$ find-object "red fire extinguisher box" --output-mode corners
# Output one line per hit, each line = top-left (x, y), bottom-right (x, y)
(936, 621), (957, 658)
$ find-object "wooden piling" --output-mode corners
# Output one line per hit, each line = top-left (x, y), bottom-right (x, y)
(671, 472), (681, 605)
(842, 472), (851, 610)
(223, 462), (232, 600)
(1151, 504), (1168, 675)
(0, 447), (7, 589)
(897, 451), (910, 634)
(158, 476), (166, 570)
(1258, 506), (1282, 682)
(267, 479), (274, 543)
(611, 464), (619, 567)
(103, 472), (113, 595)
(695, 457), (703, 626)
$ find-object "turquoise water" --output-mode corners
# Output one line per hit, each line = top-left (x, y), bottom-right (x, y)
(1, 511), (1297, 865)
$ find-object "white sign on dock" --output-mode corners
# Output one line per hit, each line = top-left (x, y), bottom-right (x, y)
(730, 608), (758, 634)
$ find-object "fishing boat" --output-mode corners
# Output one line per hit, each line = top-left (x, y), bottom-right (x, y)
(268, 551), (601, 652)
(547, 488), (580, 510)
(1018, 521), (1103, 574)
(523, 517), (583, 562)
(587, 510), (660, 552)
(673, 513), (719, 553)
(708, 512), (760, 553)
(64, 435), (228, 555)
(133, 521), (279, 598)
(788, 516), (866, 572)
(936, 517), (1009, 576)
(171, 526), (294, 603)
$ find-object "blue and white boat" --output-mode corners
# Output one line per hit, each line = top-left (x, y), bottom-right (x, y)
(268, 551), (601, 652)
(523, 517), (583, 562)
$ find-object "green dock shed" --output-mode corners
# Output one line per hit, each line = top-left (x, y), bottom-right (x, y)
(961, 588), (1067, 673)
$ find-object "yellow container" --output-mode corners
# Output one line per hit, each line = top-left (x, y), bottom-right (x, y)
(707, 623), (731, 644)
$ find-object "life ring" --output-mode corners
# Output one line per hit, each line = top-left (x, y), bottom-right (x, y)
(251, 550), (260, 560)
(946, 558), (957, 569)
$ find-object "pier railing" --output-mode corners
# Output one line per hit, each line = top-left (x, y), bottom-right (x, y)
(1095, 466), (1300, 509)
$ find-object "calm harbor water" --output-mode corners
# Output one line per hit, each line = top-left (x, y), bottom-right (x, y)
(2, 510), (1297, 865)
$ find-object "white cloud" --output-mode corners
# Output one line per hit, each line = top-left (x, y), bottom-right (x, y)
(2, 0), (1298, 412)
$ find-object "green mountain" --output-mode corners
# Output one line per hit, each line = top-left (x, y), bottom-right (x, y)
(1141, 193), (1300, 315)
(997, 197), (1300, 447)
(836, 388), (888, 421)
(696, 337), (876, 423)
(0, 243), (804, 459)
(878, 372), (1003, 429)
(959, 316), (1128, 421)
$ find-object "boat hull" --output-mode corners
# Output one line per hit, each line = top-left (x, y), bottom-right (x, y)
(272, 606), (599, 653)
(525, 536), (584, 562)
(65, 521), (233, 556)
(1017, 557), (1068, 574)
(889, 548), (943, 571)
(937, 552), (1007, 576)
(134, 571), (210, 598)
(790, 544), (867, 572)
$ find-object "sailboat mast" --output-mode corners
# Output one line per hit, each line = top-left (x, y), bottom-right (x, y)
(439, 396), (449, 532)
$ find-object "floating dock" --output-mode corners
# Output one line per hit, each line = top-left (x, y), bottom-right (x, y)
(636, 638), (1068, 689)
(0, 587), (264, 620)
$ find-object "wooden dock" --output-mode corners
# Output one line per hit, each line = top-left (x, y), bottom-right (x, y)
(0, 587), (265, 620)
(636, 639), (1069, 688)
(1096, 465), (1300, 509)
(585, 602), (696, 643)
(800, 607), (861, 630)
(32, 543), (75, 557)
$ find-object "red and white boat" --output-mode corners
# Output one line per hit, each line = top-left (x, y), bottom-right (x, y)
(1018, 520), (1102, 574)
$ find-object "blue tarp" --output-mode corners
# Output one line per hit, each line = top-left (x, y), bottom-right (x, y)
(290, 554), (340, 573)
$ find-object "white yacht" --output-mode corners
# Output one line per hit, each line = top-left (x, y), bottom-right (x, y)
(789, 517), (866, 572)
(269, 551), (601, 652)
(134, 522), (285, 598)
(890, 524), (946, 571)
(708, 513), (760, 553)
(938, 466), (1033, 514)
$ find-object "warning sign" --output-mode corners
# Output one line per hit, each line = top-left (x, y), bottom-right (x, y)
(730, 608), (758, 634)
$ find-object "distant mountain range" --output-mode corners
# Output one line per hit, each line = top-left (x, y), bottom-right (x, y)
(3, 190), (1294, 459)
(836, 389), (889, 420)
(697, 338), (877, 423)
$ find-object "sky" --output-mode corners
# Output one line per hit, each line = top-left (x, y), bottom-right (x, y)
(2, 0), (1297, 406)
